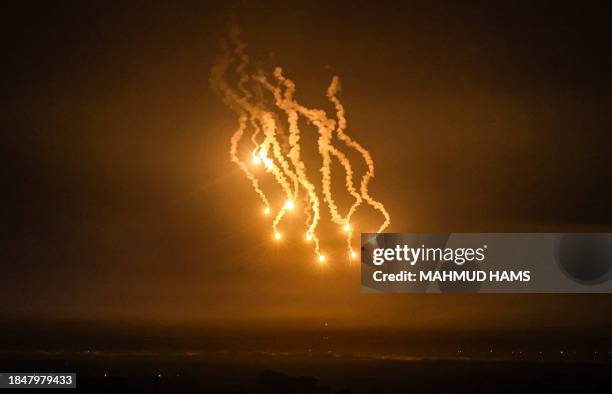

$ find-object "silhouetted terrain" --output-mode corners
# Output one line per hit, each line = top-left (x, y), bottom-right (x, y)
(2, 354), (610, 393)
(0, 319), (610, 393)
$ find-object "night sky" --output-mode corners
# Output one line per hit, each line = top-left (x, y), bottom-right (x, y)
(2, 0), (611, 335)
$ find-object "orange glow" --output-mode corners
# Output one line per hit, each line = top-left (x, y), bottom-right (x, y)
(211, 29), (390, 263)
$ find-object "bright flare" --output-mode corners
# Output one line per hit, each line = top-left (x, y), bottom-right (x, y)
(259, 147), (267, 159)
(211, 27), (391, 263)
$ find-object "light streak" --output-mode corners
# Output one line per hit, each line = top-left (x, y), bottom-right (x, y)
(210, 27), (391, 262)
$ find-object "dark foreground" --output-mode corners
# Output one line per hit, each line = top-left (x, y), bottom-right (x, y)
(1, 353), (610, 393)
(1, 319), (611, 393)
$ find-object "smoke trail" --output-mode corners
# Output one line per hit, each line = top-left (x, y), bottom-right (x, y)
(259, 112), (294, 236)
(271, 69), (363, 256)
(255, 71), (323, 256)
(212, 27), (391, 262)
(229, 27), (299, 204)
(210, 44), (270, 212)
(264, 72), (342, 225)
(327, 77), (391, 233)
(216, 29), (301, 240)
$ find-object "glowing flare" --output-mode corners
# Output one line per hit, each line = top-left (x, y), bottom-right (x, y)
(211, 28), (390, 263)
(270, 68), (360, 257)
(258, 71), (323, 257)
(209, 33), (271, 222)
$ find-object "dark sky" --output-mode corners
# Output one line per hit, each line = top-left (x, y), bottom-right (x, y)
(1, 1), (611, 331)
